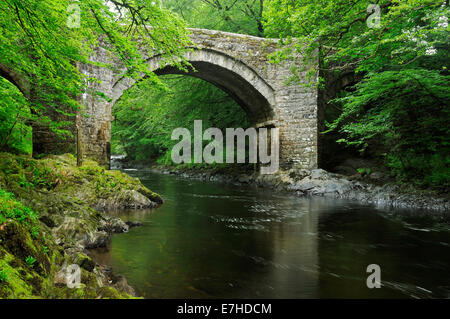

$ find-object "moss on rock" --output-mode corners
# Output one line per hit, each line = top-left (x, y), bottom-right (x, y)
(0, 152), (163, 299)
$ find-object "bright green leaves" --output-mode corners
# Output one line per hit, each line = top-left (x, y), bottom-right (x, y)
(0, 78), (32, 154)
(329, 69), (450, 188)
(0, 0), (192, 141)
(263, 0), (449, 189)
(25, 256), (37, 268)
(263, 0), (448, 75)
(162, 0), (265, 36)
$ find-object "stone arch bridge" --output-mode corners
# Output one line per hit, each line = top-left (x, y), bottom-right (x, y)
(3, 28), (322, 170)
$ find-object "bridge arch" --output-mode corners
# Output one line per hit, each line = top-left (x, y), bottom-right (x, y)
(111, 49), (276, 124)
(31, 28), (320, 170)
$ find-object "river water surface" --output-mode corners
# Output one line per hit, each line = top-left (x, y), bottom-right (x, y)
(91, 170), (450, 298)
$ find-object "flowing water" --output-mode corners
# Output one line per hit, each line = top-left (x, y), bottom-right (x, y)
(91, 169), (450, 299)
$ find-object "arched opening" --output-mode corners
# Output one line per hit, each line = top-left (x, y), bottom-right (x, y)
(112, 49), (276, 124)
(110, 50), (276, 167)
(111, 74), (251, 165)
(154, 61), (274, 124)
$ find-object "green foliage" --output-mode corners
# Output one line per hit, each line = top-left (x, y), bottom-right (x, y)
(112, 75), (250, 165)
(25, 256), (37, 268)
(0, 188), (39, 229)
(79, 165), (105, 176)
(0, 0), (192, 143)
(30, 226), (40, 239)
(329, 69), (449, 188)
(357, 168), (372, 176)
(263, 0), (448, 77)
(264, 0), (449, 189)
(111, 2), (262, 166)
(1, 156), (57, 190)
(163, 0), (265, 36)
(0, 78), (32, 154)
(0, 269), (8, 283)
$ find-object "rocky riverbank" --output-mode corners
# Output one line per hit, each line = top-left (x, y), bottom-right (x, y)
(0, 153), (163, 299)
(114, 156), (448, 212)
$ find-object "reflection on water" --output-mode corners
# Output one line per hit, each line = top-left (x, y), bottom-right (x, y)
(90, 171), (450, 299)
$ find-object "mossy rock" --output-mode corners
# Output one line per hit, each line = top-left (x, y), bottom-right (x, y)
(0, 152), (163, 298)
(0, 221), (50, 275)
(70, 253), (96, 272)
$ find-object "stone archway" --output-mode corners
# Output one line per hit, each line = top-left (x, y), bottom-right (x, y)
(112, 48), (276, 124)
(32, 29), (321, 170)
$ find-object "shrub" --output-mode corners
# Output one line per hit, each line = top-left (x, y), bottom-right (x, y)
(0, 269), (8, 283)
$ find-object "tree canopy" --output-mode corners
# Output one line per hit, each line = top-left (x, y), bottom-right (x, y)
(112, 75), (249, 164)
(163, 0), (265, 36)
(0, 0), (191, 151)
(263, 0), (449, 188)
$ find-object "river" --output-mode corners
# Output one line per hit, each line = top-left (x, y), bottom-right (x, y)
(91, 169), (450, 299)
